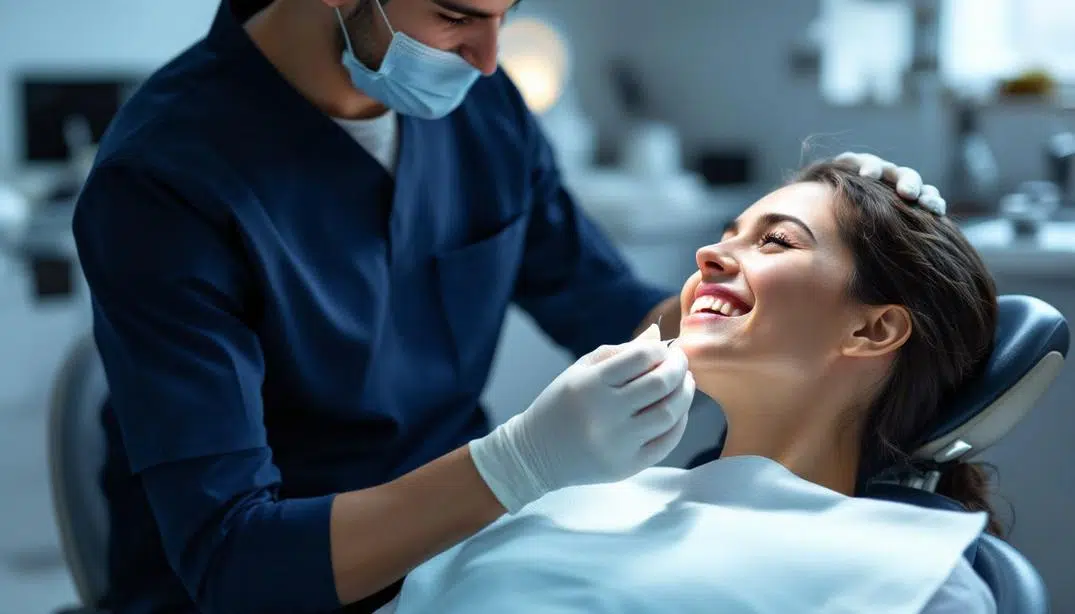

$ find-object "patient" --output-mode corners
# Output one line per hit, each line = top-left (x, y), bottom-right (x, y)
(380, 160), (1001, 613)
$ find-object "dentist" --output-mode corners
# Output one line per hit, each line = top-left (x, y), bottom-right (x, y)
(71, 1), (941, 612)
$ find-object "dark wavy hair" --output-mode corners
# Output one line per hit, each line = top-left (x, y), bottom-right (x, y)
(793, 161), (1004, 537)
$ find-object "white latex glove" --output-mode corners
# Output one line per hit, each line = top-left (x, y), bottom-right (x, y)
(834, 152), (947, 216)
(470, 324), (695, 513)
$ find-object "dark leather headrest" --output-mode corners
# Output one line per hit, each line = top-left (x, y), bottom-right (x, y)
(913, 295), (1069, 463)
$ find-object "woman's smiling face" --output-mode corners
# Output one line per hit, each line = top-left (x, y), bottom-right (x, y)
(676, 181), (859, 396)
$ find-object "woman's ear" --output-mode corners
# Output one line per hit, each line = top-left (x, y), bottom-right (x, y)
(842, 304), (912, 358)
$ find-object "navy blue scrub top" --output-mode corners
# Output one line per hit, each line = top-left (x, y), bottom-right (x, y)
(72, 2), (670, 613)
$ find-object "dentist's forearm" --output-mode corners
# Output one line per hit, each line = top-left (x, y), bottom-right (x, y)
(636, 296), (681, 339)
(330, 445), (506, 605)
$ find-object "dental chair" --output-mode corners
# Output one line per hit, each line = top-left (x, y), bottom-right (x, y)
(48, 296), (1068, 613)
(48, 334), (110, 614)
(690, 294), (1069, 614)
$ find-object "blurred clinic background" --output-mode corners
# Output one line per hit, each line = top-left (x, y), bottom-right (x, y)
(1, 0), (1073, 611)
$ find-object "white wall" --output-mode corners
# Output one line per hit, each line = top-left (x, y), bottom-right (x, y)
(0, 0), (220, 174)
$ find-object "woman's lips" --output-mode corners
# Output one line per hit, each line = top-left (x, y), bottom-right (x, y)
(691, 283), (752, 315)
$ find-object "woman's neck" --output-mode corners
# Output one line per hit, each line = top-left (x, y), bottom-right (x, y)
(720, 418), (862, 495)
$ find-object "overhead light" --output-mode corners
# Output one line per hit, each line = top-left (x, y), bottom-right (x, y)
(498, 18), (570, 114)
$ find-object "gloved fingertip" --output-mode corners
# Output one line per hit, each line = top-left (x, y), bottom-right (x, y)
(856, 155), (884, 179)
(671, 344), (690, 365)
(924, 196), (947, 216)
(634, 322), (661, 342)
(919, 184), (941, 199)
(894, 167), (923, 198)
(896, 182), (921, 200)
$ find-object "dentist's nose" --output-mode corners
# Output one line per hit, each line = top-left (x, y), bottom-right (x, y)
(695, 244), (739, 277)
(462, 21), (501, 75)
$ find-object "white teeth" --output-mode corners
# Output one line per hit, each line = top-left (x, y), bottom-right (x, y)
(689, 294), (748, 316)
(690, 295), (715, 314)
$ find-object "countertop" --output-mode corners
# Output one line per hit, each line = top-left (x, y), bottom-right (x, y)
(961, 218), (1075, 277)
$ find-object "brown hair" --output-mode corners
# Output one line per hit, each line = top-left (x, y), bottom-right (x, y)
(793, 161), (1005, 537)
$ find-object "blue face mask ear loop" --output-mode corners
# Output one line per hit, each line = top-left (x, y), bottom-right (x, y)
(369, 0), (396, 35)
(335, 7), (359, 59)
(336, 2), (395, 60)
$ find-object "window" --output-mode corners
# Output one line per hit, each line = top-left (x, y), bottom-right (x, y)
(940, 0), (1075, 92)
(817, 0), (914, 106)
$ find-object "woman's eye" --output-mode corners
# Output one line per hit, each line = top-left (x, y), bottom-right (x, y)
(760, 231), (794, 248)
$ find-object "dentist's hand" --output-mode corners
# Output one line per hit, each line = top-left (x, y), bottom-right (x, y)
(834, 152), (947, 216)
(470, 324), (695, 513)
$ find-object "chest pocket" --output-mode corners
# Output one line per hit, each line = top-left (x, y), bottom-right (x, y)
(436, 213), (529, 388)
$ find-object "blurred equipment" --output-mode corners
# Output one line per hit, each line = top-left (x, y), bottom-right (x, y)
(602, 59), (710, 210)
(498, 17), (596, 172)
(0, 183), (31, 253)
(999, 181), (1061, 240)
(497, 14), (720, 232)
(19, 74), (137, 200)
(608, 59), (684, 180)
(947, 100), (1001, 213)
(1046, 131), (1075, 208)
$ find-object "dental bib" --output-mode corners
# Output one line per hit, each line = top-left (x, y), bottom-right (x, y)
(386, 456), (987, 613)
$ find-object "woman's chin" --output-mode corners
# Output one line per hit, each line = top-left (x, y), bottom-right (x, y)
(679, 343), (745, 388)
(676, 328), (739, 359)
(677, 338), (768, 394)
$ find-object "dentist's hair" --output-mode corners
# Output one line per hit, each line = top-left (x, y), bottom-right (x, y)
(232, 0), (274, 16)
(793, 161), (1004, 537)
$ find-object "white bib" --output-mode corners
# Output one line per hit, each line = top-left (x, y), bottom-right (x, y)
(387, 456), (987, 613)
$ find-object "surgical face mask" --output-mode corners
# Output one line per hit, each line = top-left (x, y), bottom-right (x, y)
(336, 3), (482, 120)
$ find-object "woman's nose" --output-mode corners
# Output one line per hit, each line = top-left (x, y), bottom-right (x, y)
(695, 244), (739, 276)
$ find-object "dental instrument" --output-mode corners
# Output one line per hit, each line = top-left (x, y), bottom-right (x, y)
(657, 315), (677, 346)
